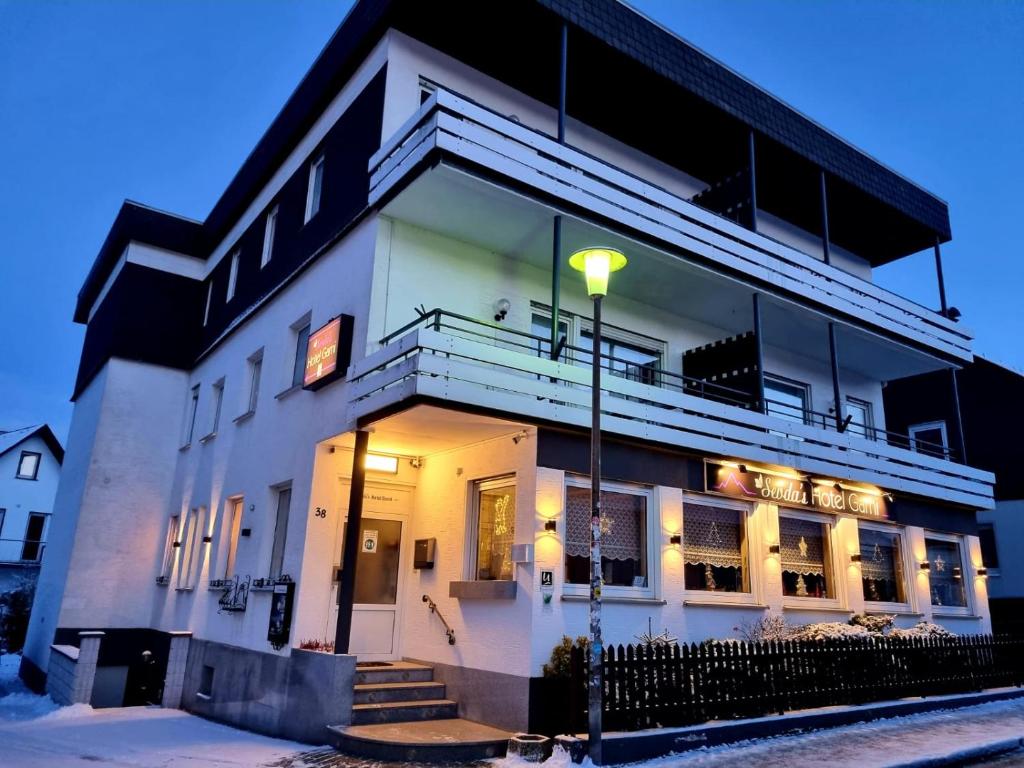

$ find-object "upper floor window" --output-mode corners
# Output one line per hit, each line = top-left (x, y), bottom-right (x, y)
(909, 421), (949, 459)
(244, 349), (263, 415)
(845, 397), (875, 440)
(580, 327), (662, 386)
(206, 378), (225, 438)
(683, 497), (750, 594)
(304, 155), (324, 223)
(469, 477), (516, 581)
(223, 497), (244, 579)
(270, 485), (292, 578)
(177, 507), (205, 590)
(780, 511), (836, 601)
(261, 206), (278, 268)
(858, 522), (907, 605)
(203, 282), (212, 327)
(183, 384), (200, 446)
(564, 478), (652, 595)
(765, 375), (810, 425)
(16, 451), (41, 480)
(226, 251), (240, 302)
(925, 535), (968, 609)
(159, 514), (180, 582)
(291, 322), (311, 388)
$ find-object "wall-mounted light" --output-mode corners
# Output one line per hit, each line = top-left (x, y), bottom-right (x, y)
(544, 519), (558, 533)
(494, 298), (511, 322)
(738, 464), (748, 474)
(768, 544), (781, 555)
(920, 561), (931, 571)
(409, 457), (424, 469)
(202, 535), (213, 544)
(833, 482), (843, 492)
(172, 541), (181, 548)
(850, 553), (863, 563)
(977, 567), (989, 577)
(365, 453), (399, 473)
(669, 533), (682, 546)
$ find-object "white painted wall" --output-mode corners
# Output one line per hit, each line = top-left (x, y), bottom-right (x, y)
(0, 433), (60, 563)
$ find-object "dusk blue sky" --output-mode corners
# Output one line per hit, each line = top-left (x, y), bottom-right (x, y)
(1, 1), (1021, 442)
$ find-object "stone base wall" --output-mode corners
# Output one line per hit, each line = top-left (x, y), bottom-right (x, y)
(45, 631), (103, 705)
(181, 639), (356, 745)
(407, 656), (530, 732)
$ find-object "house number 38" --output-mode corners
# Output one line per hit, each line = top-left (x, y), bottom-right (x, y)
(314, 507), (327, 519)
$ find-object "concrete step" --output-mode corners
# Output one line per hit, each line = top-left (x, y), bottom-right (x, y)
(354, 661), (434, 685)
(351, 698), (458, 725)
(328, 719), (512, 763)
(354, 680), (447, 704)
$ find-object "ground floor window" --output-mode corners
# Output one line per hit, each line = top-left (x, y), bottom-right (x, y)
(780, 512), (835, 599)
(859, 523), (907, 604)
(926, 536), (968, 608)
(683, 498), (750, 593)
(471, 477), (516, 581)
(565, 480), (650, 590)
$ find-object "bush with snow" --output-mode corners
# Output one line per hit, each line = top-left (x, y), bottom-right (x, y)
(722, 613), (957, 643)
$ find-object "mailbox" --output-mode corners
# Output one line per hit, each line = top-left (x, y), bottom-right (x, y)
(414, 538), (436, 569)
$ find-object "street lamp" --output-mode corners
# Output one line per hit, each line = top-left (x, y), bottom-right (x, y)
(568, 246), (627, 766)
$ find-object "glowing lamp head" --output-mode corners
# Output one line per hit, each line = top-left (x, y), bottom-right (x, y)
(568, 247), (627, 298)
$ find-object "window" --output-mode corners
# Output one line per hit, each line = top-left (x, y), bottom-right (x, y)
(270, 486), (291, 578)
(183, 385), (200, 445)
(304, 155), (324, 223)
(978, 523), (1000, 570)
(683, 498), (750, 593)
(245, 351), (263, 414)
(177, 508), (203, 589)
(845, 397), (875, 440)
(223, 497), (243, 579)
(0, 508), (5, 537)
(291, 323), (311, 388)
(531, 311), (570, 363)
(779, 512), (835, 600)
(207, 379), (225, 437)
(203, 282), (212, 327)
(858, 523), (907, 604)
(765, 376), (810, 425)
(226, 251), (239, 302)
(470, 478), (516, 580)
(260, 206), (278, 268)
(579, 327), (662, 386)
(926, 536), (968, 609)
(565, 480), (651, 591)
(909, 421), (949, 459)
(21, 512), (47, 562)
(16, 451), (41, 480)
(160, 515), (180, 580)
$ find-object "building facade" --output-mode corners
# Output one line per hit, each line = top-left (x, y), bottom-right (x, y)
(24, 0), (995, 738)
(0, 425), (63, 598)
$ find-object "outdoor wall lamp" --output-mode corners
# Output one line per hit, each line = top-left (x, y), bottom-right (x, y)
(494, 298), (511, 322)
(364, 453), (399, 473)
(544, 519), (558, 533)
(737, 464), (748, 474)
(850, 553), (863, 563)
(920, 561), (931, 571)
(768, 544), (781, 555)
(669, 533), (682, 546)
(977, 568), (989, 577)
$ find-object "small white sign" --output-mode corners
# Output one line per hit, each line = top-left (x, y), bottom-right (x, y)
(362, 529), (379, 554)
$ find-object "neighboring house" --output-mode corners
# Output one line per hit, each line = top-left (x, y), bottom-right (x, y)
(0, 425), (64, 593)
(884, 357), (1024, 634)
(22, 0), (996, 743)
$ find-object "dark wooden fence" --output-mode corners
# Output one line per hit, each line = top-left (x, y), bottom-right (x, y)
(566, 634), (1024, 732)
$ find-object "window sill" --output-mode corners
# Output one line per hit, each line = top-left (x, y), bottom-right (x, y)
(864, 607), (923, 617)
(15, 476), (39, 481)
(199, 432), (217, 444)
(233, 410), (255, 425)
(275, 384), (303, 401)
(783, 604), (852, 614)
(179, 443), (191, 452)
(684, 598), (768, 610)
(174, 587), (195, 593)
(932, 610), (981, 619)
(561, 594), (666, 605)
(195, 692), (212, 702)
(449, 580), (517, 600)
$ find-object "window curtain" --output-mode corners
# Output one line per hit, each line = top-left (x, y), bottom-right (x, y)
(780, 517), (827, 576)
(565, 486), (643, 561)
(683, 503), (743, 569)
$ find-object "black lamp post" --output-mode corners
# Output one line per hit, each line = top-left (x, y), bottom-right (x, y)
(568, 246), (627, 766)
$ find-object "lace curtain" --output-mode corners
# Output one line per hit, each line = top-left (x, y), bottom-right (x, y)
(565, 486), (644, 561)
(683, 502), (743, 568)
(780, 517), (827, 576)
(859, 527), (901, 583)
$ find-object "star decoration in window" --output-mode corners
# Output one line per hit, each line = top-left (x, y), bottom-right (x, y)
(798, 536), (808, 558)
(934, 554), (946, 572)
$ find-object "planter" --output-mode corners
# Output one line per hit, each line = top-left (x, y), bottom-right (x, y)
(508, 733), (552, 762)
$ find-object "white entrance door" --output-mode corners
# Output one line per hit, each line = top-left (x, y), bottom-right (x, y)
(329, 482), (411, 661)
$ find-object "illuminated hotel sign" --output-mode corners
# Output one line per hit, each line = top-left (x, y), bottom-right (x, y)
(303, 314), (354, 391)
(705, 461), (890, 519)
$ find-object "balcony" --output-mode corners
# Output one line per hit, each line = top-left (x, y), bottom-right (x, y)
(348, 311), (994, 510)
(0, 538), (45, 565)
(369, 87), (973, 364)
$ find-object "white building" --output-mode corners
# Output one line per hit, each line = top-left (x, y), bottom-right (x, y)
(23, 0), (995, 747)
(0, 425), (63, 594)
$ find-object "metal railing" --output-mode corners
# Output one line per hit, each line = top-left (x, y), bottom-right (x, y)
(0, 539), (45, 565)
(422, 594), (456, 645)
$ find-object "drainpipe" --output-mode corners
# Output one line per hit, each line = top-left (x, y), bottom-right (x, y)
(550, 23), (569, 359)
(335, 429), (369, 655)
(828, 322), (844, 432)
(748, 129), (758, 233)
(752, 293), (766, 414)
(934, 237), (949, 316)
(820, 169), (831, 266)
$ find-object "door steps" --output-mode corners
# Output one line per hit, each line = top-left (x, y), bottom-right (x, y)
(330, 661), (512, 762)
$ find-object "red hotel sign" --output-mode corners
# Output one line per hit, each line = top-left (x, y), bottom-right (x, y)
(303, 316), (352, 391)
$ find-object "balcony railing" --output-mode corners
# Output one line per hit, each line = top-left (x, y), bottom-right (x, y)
(351, 310), (993, 509)
(369, 87), (974, 363)
(0, 538), (45, 565)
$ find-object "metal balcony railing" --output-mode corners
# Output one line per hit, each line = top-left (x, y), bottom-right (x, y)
(0, 538), (46, 565)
